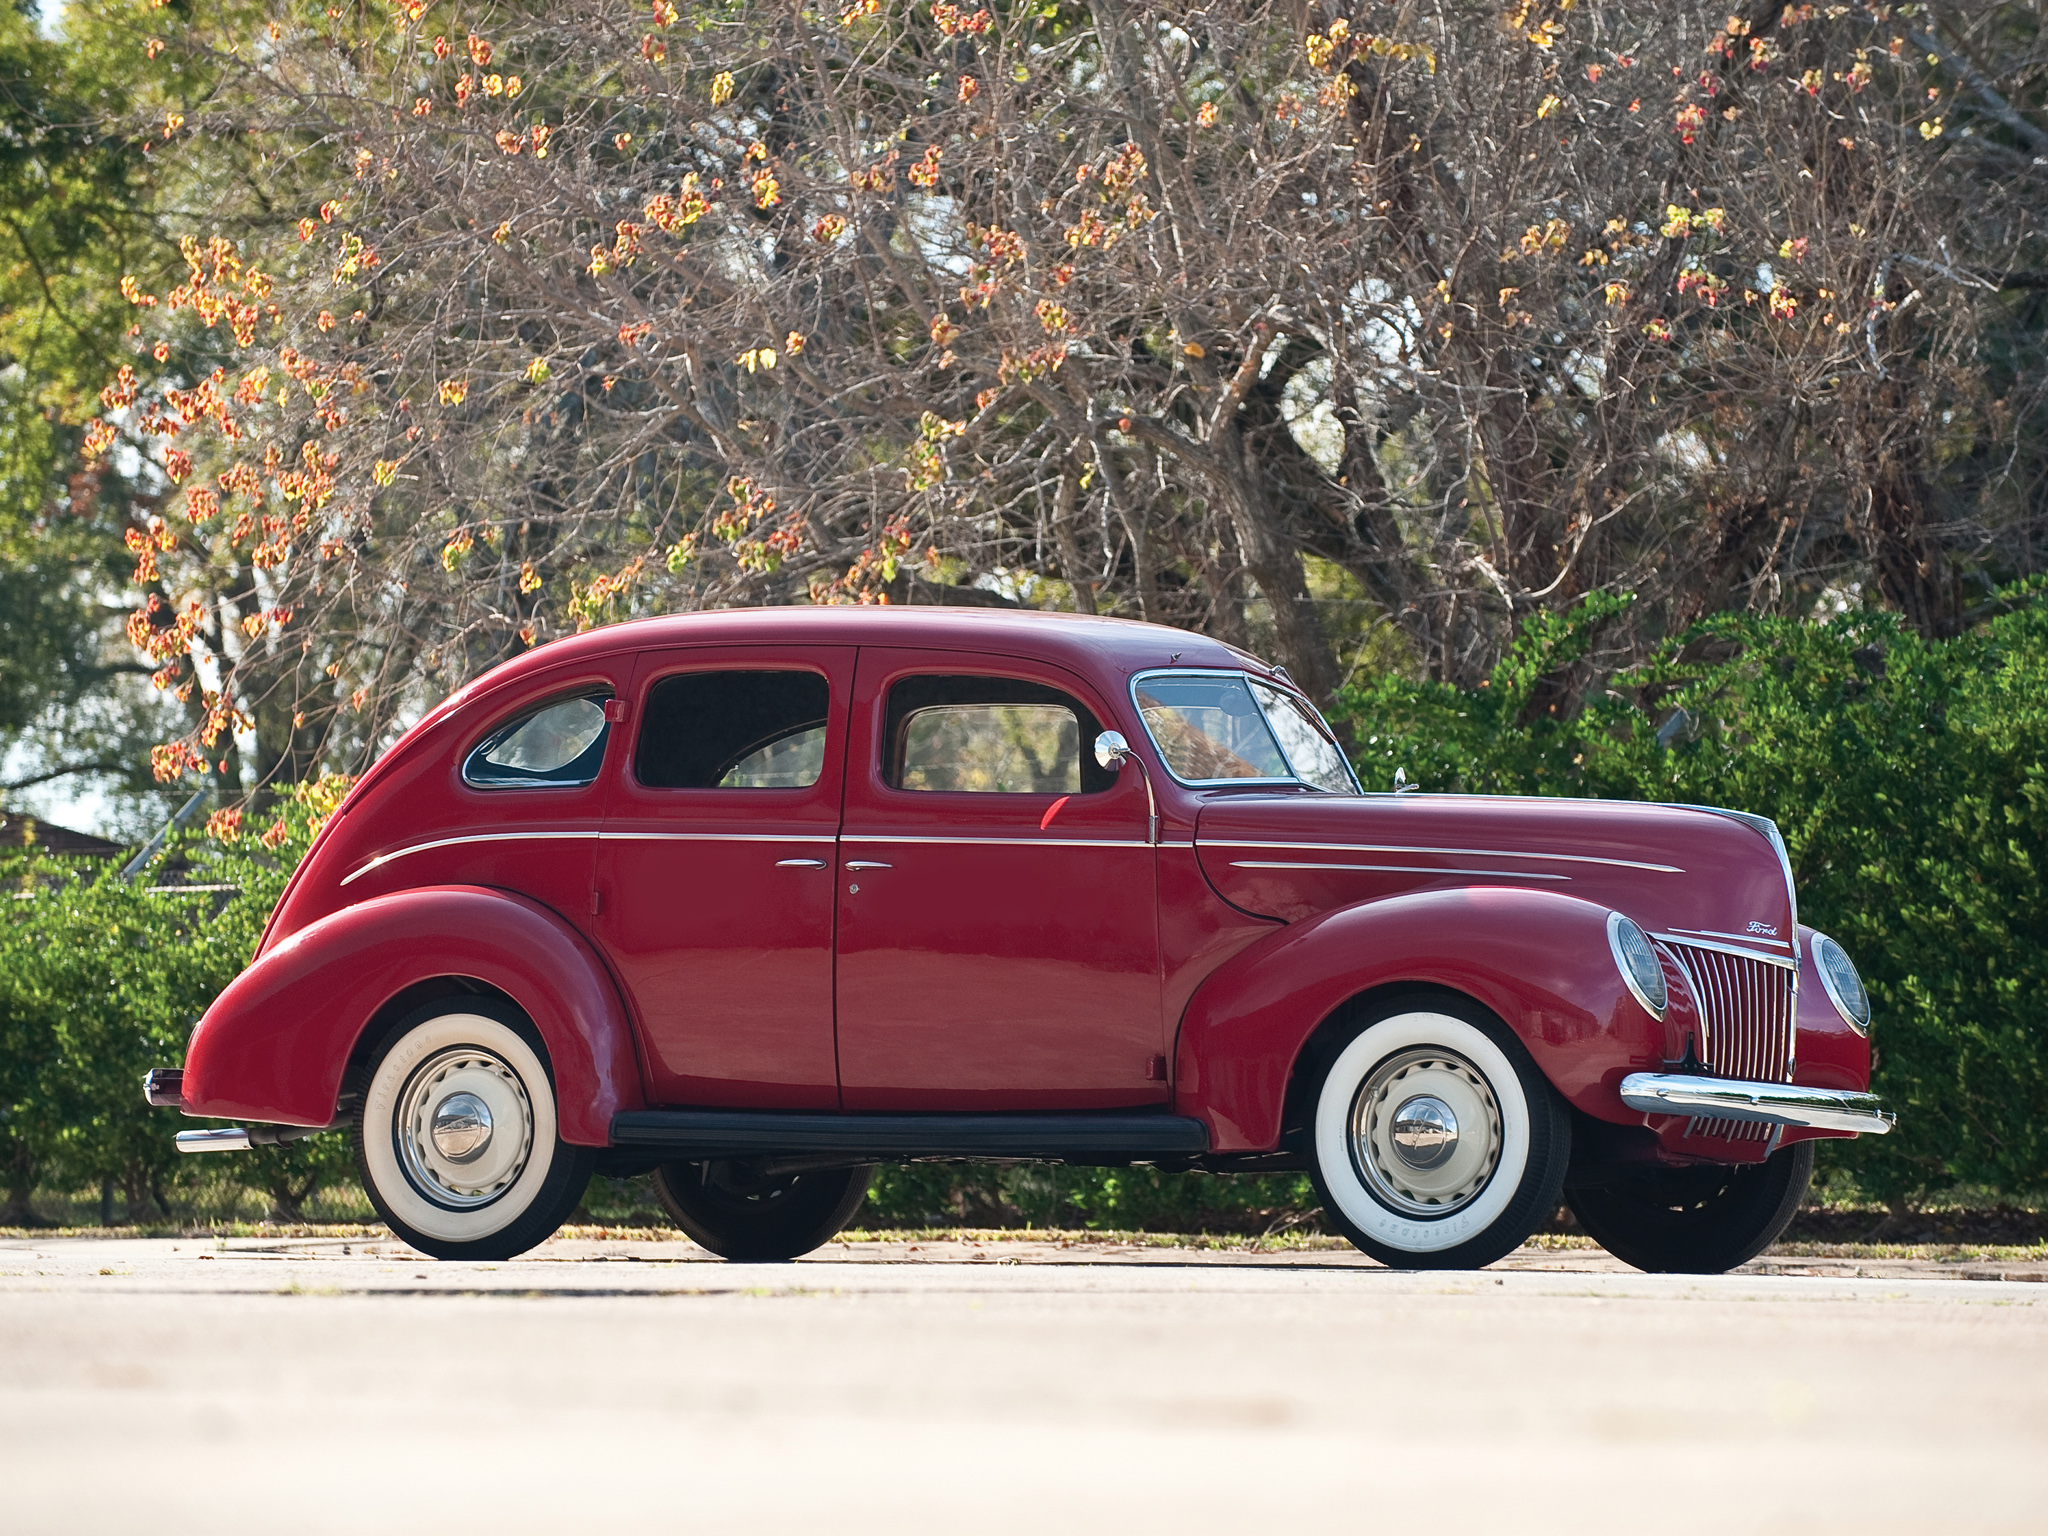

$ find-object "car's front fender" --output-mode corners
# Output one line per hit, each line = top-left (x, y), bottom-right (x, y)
(1173, 886), (1661, 1152)
(180, 885), (644, 1144)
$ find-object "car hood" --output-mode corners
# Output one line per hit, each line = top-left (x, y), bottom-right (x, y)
(1193, 792), (1796, 958)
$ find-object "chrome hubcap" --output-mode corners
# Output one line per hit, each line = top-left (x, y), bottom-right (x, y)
(430, 1092), (494, 1163)
(395, 1047), (534, 1209)
(1351, 1049), (1503, 1218)
(1389, 1095), (1459, 1170)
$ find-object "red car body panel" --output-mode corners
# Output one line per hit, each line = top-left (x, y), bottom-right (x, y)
(834, 646), (1165, 1111)
(181, 885), (643, 1144)
(1174, 886), (1657, 1151)
(593, 644), (854, 1109)
(172, 606), (1876, 1166)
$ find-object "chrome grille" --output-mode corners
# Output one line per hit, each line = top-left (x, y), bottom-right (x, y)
(1682, 1117), (1773, 1143)
(1666, 941), (1796, 1083)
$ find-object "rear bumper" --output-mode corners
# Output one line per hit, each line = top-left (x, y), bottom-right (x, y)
(1620, 1073), (1895, 1136)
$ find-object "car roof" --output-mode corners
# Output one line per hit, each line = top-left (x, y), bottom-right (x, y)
(444, 606), (1272, 712)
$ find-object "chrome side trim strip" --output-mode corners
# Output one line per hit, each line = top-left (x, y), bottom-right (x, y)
(1202, 840), (1683, 874)
(1619, 1073), (1894, 1135)
(340, 830), (603, 887)
(1652, 931), (1798, 970)
(344, 827), (1146, 885)
(599, 832), (838, 843)
(841, 835), (1153, 850)
(1229, 860), (1568, 881)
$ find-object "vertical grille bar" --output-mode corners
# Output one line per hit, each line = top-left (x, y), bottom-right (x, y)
(1667, 941), (1794, 1084)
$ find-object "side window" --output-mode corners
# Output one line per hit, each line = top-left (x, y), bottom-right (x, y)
(464, 693), (611, 789)
(884, 675), (1116, 794)
(636, 670), (831, 789)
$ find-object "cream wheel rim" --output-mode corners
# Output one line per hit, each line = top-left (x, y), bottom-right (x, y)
(1349, 1047), (1503, 1218)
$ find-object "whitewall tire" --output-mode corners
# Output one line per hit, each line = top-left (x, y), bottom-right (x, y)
(353, 1004), (593, 1261)
(1307, 999), (1571, 1270)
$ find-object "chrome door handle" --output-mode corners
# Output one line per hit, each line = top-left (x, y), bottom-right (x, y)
(844, 860), (892, 870)
(775, 858), (828, 869)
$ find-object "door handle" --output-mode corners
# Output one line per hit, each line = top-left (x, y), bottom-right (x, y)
(775, 858), (829, 869)
(844, 860), (892, 870)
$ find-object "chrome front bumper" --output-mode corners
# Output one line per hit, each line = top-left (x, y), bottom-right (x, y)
(1620, 1073), (1895, 1136)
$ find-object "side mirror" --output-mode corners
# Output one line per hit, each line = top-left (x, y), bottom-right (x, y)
(1092, 731), (1157, 845)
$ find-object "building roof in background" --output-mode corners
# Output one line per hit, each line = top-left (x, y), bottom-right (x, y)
(0, 811), (125, 859)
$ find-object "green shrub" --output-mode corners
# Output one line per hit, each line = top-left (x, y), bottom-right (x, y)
(0, 783), (355, 1224)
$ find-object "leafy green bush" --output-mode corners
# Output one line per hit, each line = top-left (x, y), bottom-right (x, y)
(1335, 584), (2048, 1204)
(0, 782), (355, 1224)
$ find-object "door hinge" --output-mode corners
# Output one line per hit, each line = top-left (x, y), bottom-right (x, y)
(589, 888), (603, 916)
(1145, 1054), (1168, 1082)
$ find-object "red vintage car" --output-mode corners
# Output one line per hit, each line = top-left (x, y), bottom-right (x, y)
(145, 607), (1890, 1270)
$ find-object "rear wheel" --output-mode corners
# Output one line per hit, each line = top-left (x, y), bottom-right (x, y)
(653, 1160), (872, 1260)
(1567, 1141), (1814, 1274)
(353, 1003), (593, 1261)
(1307, 998), (1572, 1270)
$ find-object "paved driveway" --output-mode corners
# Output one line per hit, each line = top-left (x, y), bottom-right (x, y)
(3, 1234), (2043, 1534)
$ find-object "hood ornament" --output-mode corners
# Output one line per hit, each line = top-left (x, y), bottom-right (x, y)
(1393, 766), (1418, 795)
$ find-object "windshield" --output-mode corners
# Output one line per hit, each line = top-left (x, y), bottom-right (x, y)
(1247, 680), (1356, 793)
(1133, 671), (1357, 792)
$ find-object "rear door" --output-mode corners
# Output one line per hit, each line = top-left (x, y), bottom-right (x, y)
(592, 646), (852, 1108)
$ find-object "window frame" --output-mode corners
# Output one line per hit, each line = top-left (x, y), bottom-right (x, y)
(1128, 667), (1359, 793)
(460, 687), (615, 792)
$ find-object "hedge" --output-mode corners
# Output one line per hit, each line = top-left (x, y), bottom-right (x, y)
(0, 783), (353, 1224)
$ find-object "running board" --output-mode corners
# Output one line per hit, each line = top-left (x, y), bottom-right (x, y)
(609, 1110), (1210, 1160)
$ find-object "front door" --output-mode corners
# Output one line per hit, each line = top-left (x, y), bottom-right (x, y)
(593, 646), (852, 1108)
(833, 649), (1164, 1110)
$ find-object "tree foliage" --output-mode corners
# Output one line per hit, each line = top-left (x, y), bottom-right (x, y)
(0, 1), (257, 828)
(56, 0), (2048, 799)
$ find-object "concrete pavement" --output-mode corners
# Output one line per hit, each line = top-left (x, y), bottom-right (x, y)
(3, 1233), (2043, 1534)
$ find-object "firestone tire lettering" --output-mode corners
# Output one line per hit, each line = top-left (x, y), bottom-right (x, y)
(1309, 1005), (1570, 1269)
(355, 1009), (590, 1258)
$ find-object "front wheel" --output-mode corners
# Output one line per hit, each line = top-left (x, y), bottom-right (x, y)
(353, 1003), (594, 1261)
(1566, 1141), (1814, 1274)
(653, 1160), (872, 1260)
(1307, 999), (1572, 1270)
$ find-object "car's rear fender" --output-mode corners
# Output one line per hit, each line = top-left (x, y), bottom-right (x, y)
(1173, 886), (1662, 1152)
(180, 885), (644, 1144)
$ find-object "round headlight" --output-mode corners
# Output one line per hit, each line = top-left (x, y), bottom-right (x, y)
(1811, 931), (1871, 1035)
(1607, 912), (1668, 1019)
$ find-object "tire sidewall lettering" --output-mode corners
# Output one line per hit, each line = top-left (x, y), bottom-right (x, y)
(361, 1012), (558, 1245)
(1314, 1012), (1531, 1256)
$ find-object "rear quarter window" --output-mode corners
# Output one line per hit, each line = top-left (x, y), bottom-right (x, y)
(463, 693), (611, 788)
